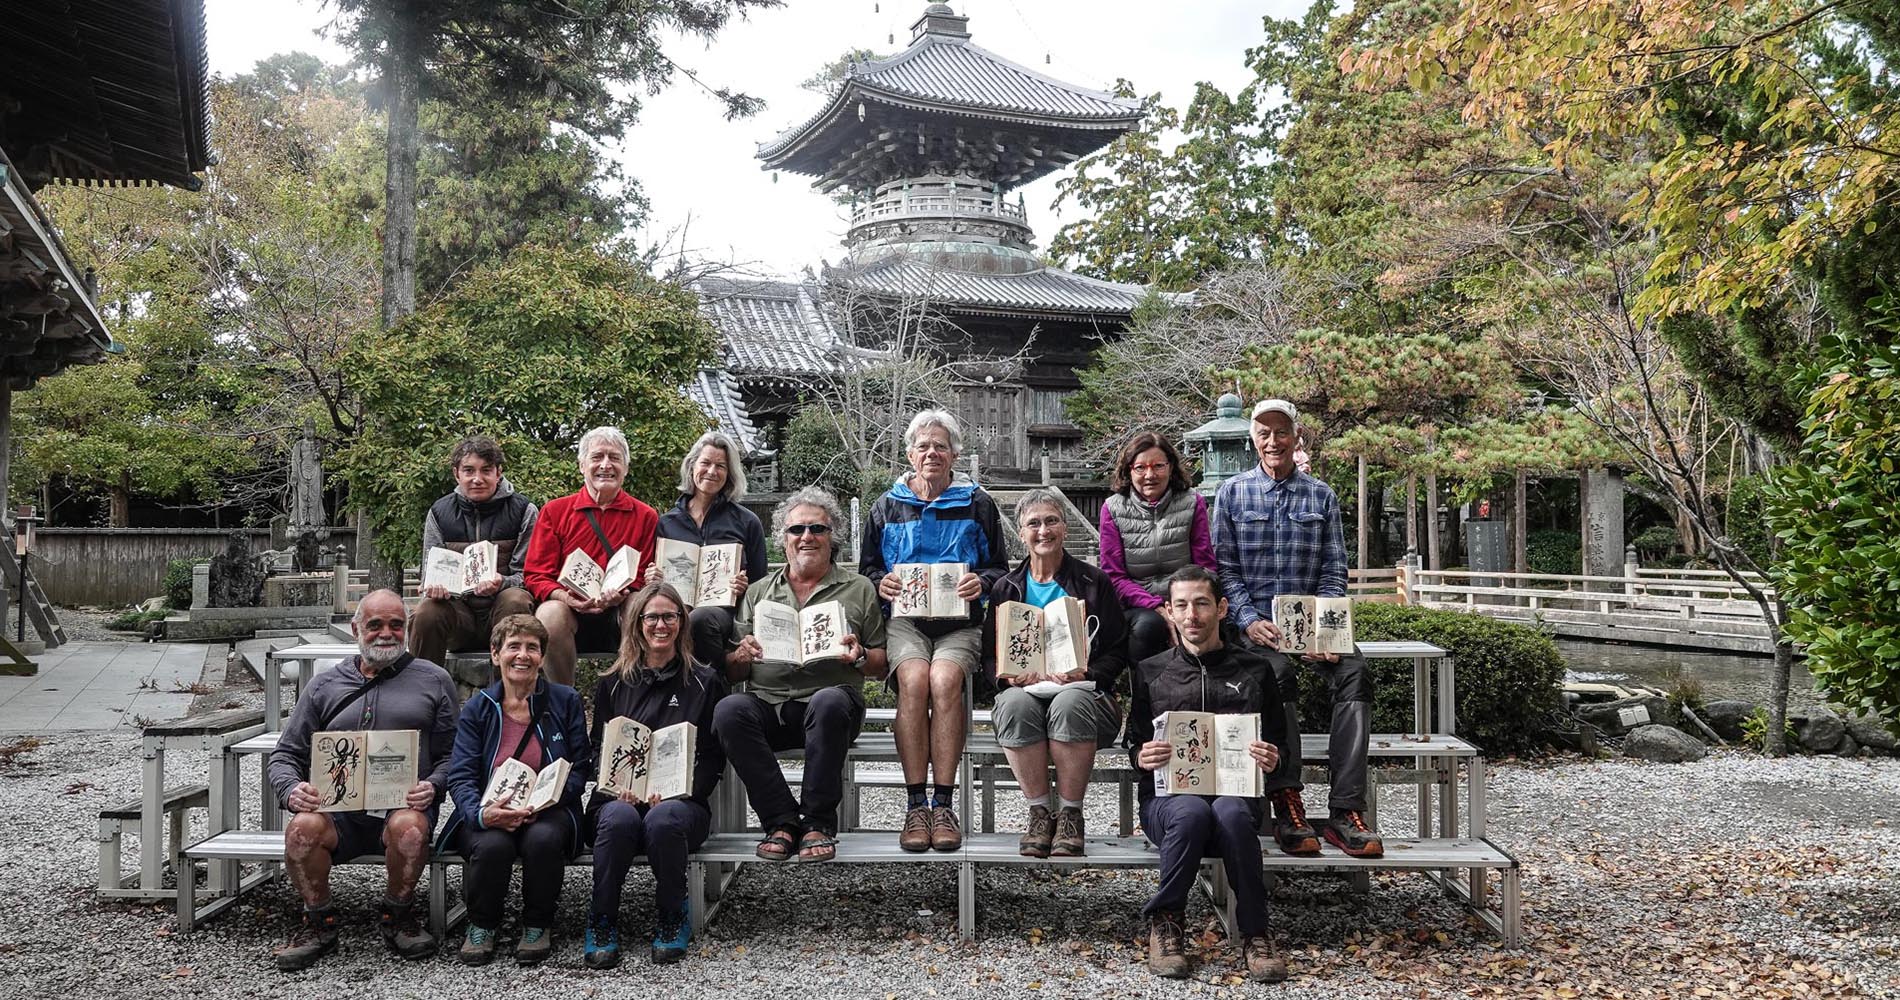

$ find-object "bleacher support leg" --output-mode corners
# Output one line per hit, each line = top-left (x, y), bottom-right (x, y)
(140, 736), (165, 892)
(958, 861), (975, 942)
(1501, 866), (1522, 947)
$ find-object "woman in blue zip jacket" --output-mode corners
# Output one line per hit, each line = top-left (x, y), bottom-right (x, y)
(438, 613), (590, 968)
(584, 581), (729, 968)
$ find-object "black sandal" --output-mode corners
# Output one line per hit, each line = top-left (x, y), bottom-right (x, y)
(755, 826), (798, 861)
(796, 829), (838, 863)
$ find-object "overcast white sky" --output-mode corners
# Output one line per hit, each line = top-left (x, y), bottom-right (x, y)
(202, 0), (1309, 275)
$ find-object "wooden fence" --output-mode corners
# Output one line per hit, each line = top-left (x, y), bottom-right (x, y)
(33, 528), (358, 608)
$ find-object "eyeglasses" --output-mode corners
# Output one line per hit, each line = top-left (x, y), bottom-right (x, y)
(1131, 462), (1171, 474)
(785, 523), (832, 536)
(640, 612), (682, 625)
(1021, 516), (1065, 532)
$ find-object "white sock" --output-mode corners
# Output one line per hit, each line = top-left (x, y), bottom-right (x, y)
(1023, 793), (1051, 809)
(1059, 797), (1085, 812)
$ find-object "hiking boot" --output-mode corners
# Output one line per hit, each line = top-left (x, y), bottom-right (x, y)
(1322, 809), (1384, 858)
(457, 924), (498, 966)
(651, 902), (691, 964)
(378, 896), (435, 959)
(1051, 806), (1086, 857)
(583, 911), (621, 970)
(1268, 789), (1321, 856)
(1019, 804), (1055, 857)
(900, 806), (934, 852)
(273, 905), (339, 973)
(930, 804), (962, 851)
(1146, 911), (1190, 978)
(515, 926), (553, 967)
(1242, 933), (1288, 982)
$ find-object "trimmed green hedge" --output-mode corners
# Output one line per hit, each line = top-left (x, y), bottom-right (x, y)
(1295, 604), (1566, 757)
(163, 558), (199, 610)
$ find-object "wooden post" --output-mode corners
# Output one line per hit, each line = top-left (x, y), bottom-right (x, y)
(1356, 455), (1368, 571)
(1512, 470), (1528, 575)
(0, 384), (10, 628)
(1425, 473), (1441, 571)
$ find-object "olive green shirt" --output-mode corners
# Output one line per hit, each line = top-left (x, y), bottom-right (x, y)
(736, 563), (888, 705)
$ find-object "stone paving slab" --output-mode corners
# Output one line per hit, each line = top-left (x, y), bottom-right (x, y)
(0, 641), (209, 731)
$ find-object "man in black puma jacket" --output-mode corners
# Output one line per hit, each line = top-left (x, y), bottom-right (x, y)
(1127, 565), (1288, 984)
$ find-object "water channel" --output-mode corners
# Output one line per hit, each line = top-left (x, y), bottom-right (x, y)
(1556, 638), (1823, 713)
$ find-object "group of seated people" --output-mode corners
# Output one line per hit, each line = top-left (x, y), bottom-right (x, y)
(268, 401), (1382, 984)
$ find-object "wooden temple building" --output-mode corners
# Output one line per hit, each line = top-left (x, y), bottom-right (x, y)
(691, 3), (1151, 489)
(0, 0), (213, 654)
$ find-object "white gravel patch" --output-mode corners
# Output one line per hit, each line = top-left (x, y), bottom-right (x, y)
(0, 733), (1893, 999)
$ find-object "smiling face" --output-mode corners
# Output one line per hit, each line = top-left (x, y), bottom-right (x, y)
(1017, 502), (1067, 561)
(492, 630), (545, 687)
(580, 437), (628, 501)
(352, 591), (408, 669)
(782, 503), (834, 577)
(454, 454), (501, 504)
(690, 446), (730, 500)
(907, 424), (955, 482)
(1251, 411), (1298, 479)
(1129, 446), (1173, 503)
(639, 593), (683, 660)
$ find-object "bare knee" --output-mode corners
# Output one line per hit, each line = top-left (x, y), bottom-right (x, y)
(536, 602), (576, 635)
(928, 662), (964, 704)
(284, 813), (333, 861)
(382, 810), (431, 859)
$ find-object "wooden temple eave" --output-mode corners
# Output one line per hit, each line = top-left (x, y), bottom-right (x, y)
(0, 152), (112, 386)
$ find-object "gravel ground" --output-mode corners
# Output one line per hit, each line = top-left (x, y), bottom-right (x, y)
(51, 607), (136, 643)
(0, 731), (1893, 1000)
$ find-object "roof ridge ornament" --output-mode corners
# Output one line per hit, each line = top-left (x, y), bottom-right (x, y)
(912, 3), (971, 42)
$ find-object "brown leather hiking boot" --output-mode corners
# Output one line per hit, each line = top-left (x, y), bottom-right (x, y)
(1268, 788), (1321, 856)
(1242, 933), (1288, 982)
(379, 895), (436, 959)
(1019, 804), (1055, 857)
(900, 806), (933, 852)
(1147, 911), (1190, 978)
(930, 804), (962, 851)
(1051, 806), (1085, 857)
(1322, 809), (1384, 858)
(274, 905), (339, 973)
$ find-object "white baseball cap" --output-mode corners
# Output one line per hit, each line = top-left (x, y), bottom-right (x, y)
(1250, 398), (1298, 425)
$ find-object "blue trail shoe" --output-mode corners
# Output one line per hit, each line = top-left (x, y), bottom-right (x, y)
(583, 911), (621, 970)
(650, 902), (691, 964)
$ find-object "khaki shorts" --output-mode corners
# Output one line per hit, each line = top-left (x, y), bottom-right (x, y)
(886, 618), (982, 673)
(991, 685), (1122, 748)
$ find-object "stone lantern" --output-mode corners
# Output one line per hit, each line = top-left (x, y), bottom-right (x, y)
(1185, 393), (1257, 497)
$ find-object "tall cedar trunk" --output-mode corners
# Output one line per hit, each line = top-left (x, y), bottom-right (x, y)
(362, 18), (423, 592)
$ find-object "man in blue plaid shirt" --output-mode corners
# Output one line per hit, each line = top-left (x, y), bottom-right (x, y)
(1213, 399), (1383, 858)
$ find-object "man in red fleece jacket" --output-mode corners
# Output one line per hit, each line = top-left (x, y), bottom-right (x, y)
(524, 426), (657, 686)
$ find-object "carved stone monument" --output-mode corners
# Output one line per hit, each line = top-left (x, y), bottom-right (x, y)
(1581, 467), (1626, 583)
(288, 421), (327, 572)
(206, 530), (265, 608)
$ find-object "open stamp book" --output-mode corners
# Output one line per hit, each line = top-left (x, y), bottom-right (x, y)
(422, 540), (499, 595)
(311, 729), (418, 812)
(597, 717), (697, 802)
(1272, 595), (1355, 655)
(994, 596), (1089, 678)
(560, 545), (640, 601)
(481, 756), (571, 814)
(656, 539), (743, 607)
(1153, 712), (1261, 798)
(753, 599), (850, 666)
(890, 562), (968, 619)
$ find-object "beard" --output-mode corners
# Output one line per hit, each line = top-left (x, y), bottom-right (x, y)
(359, 639), (405, 669)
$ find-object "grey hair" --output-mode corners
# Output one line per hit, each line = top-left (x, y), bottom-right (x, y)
(772, 486), (847, 560)
(576, 426), (629, 463)
(1013, 488), (1067, 525)
(352, 588), (406, 626)
(677, 431), (748, 502)
(904, 408), (963, 453)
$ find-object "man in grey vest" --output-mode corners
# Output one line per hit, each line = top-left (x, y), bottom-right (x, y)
(410, 436), (538, 675)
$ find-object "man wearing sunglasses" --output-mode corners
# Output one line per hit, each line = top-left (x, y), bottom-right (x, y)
(713, 487), (888, 863)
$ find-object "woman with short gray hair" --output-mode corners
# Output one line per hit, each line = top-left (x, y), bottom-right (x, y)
(985, 491), (1128, 857)
(649, 431), (768, 675)
(859, 407), (1009, 853)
